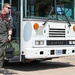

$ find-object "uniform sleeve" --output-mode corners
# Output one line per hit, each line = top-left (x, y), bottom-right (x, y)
(7, 16), (14, 31)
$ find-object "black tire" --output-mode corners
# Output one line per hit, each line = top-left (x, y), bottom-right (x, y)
(0, 57), (4, 68)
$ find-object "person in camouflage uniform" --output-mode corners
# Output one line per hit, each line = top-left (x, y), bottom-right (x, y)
(0, 3), (13, 67)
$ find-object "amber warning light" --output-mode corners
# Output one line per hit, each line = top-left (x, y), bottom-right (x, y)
(73, 25), (75, 31)
(33, 23), (39, 30)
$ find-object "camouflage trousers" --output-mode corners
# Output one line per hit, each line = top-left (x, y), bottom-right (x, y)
(0, 41), (5, 68)
(0, 42), (5, 60)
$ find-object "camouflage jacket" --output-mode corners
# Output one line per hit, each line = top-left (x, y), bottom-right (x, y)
(0, 12), (13, 42)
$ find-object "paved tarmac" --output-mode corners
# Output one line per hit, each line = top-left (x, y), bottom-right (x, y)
(0, 56), (75, 75)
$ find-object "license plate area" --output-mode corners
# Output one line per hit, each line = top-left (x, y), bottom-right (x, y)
(55, 50), (62, 55)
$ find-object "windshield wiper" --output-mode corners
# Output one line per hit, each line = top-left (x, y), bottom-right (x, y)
(64, 13), (71, 27)
(60, 6), (71, 27)
(43, 7), (54, 26)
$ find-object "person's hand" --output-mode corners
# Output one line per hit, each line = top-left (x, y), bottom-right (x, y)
(8, 35), (11, 41)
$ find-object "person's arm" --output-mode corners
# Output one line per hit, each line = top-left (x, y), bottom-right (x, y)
(8, 29), (12, 41)
(7, 15), (13, 41)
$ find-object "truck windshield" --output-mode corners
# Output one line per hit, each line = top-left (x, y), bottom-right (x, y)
(23, 0), (74, 21)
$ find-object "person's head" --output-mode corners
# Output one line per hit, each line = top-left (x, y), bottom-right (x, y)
(2, 3), (11, 14)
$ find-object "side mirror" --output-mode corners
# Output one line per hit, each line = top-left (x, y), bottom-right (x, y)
(28, 0), (36, 6)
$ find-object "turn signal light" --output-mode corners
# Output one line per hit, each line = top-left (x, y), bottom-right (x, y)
(33, 23), (39, 30)
(73, 25), (75, 31)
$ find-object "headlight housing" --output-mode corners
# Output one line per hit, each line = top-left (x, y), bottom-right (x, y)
(35, 40), (44, 45)
(69, 40), (75, 45)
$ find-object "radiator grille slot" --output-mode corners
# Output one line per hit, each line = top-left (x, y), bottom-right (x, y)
(49, 28), (65, 37)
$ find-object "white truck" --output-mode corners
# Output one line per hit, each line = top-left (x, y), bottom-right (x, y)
(0, 0), (75, 68)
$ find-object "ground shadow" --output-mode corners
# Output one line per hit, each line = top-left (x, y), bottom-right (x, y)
(1, 60), (75, 72)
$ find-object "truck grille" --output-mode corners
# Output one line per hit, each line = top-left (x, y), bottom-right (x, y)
(49, 28), (65, 37)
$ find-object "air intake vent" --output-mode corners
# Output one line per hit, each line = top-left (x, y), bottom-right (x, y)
(49, 28), (65, 37)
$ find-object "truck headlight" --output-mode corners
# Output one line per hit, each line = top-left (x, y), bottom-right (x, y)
(35, 41), (40, 45)
(35, 40), (44, 45)
(69, 41), (73, 44)
(40, 40), (44, 45)
(73, 41), (75, 44)
(69, 40), (75, 45)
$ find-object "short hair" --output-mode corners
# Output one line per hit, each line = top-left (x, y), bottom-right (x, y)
(3, 3), (11, 8)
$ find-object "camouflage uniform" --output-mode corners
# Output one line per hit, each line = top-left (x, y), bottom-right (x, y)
(0, 12), (13, 60)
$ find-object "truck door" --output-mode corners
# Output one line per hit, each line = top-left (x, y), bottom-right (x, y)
(4, 0), (20, 56)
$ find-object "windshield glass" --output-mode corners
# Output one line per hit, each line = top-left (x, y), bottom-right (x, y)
(23, 0), (74, 21)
